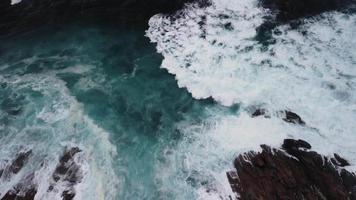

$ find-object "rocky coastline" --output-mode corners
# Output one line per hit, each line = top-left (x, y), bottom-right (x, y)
(1, 147), (83, 200)
(227, 139), (356, 200)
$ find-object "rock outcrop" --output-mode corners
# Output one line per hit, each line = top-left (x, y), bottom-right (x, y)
(0, 147), (83, 200)
(49, 147), (83, 200)
(0, 150), (32, 180)
(260, 0), (356, 21)
(227, 139), (356, 200)
(251, 109), (306, 125)
(256, 0), (356, 45)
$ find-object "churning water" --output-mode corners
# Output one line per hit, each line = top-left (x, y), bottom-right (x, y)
(1, 0), (356, 199)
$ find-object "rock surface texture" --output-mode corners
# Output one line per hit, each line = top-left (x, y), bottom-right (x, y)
(227, 139), (356, 200)
(0, 147), (82, 200)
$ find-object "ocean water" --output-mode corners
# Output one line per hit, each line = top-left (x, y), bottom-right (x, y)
(0, 22), (227, 199)
(147, 0), (356, 198)
(1, 0), (356, 200)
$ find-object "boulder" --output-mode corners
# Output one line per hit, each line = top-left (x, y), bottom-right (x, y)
(251, 109), (305, 125)
(227, 139), (356, 200)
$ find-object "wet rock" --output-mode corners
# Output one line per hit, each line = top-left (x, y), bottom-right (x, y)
(260, 0), (356, 22)
(8, 150), (32, 174)
(49, 147), (82, 200)
(251, 108), (267, 117)
(61, 190), (75, 200)
(52, 147), (81, 182)
(333, 153), (350, 167)
(1, 173), (37, 200)
(0, 150), (32, 180)
(227, 139), (356, 200)
(256, 0), (356, 45)
(282, 111), (305, 125)
(2, 187), (36, 200)
(282, 138), (311, 150)
(251, 109), (305, 125)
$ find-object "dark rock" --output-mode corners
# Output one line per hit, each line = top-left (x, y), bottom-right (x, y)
(260, 0), (356, 22)
(282, 139), (312, 150)
(50, 147), (82, 200)
(251, 109), (305, 125)
(227, 139), (356, 200)
(332, 153), (350, 167)
(0, 150), (32, 180)
(2, 187), (36, 200)
(8, 150), (32, 174)
(256, 0), (356, 46)
(282, 111), (305, 125)
(62, 190), (75, 200)
(1, 173), (37, 200)
(251, 108), (266, 117)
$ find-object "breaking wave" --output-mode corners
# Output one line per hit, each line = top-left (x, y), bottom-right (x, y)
(147, 0), (356, 198)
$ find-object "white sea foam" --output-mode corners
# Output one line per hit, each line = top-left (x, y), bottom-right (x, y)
(0, 74), (119, 200)
(11, 0), (21, 5)
(148, 0), (356, 198)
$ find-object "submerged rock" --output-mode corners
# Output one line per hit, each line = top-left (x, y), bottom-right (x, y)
(0, 150), (32, 180)
(227, 139), (356, 200)
(2, 187), (36, 200)
(49, 147), (83, 200)
(1, 172), (37, 200)
(251, 109), (305, 125)
(8, 151), (32, 174)
(0, 147), (83, 200)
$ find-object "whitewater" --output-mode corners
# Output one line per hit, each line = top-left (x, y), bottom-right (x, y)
(147, 0), (356, 198)
(0, 0), (355, 199)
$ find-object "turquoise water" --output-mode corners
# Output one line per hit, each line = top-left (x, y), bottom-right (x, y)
(0, 22), (229, 199)
(2, 1), (356, 200)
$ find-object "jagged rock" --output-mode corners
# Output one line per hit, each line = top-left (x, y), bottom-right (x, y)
(251, 109), (305, 125)
(1, 173), (37, 200)
(282, 138), (311, 150)
(251, 108), (267, 117)
(333, 153), (350, 167)
(281, 111), (305, 125)
(8, 151), (32, 174)
(227, 139), (356, 200)
(0, 150), (35, 200)
(2, 187), (36, 200)
(0, 150), (32, 181)
(49, 147), (82, 200)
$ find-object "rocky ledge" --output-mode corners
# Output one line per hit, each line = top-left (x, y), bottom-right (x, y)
(227, 139), (356, 200)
